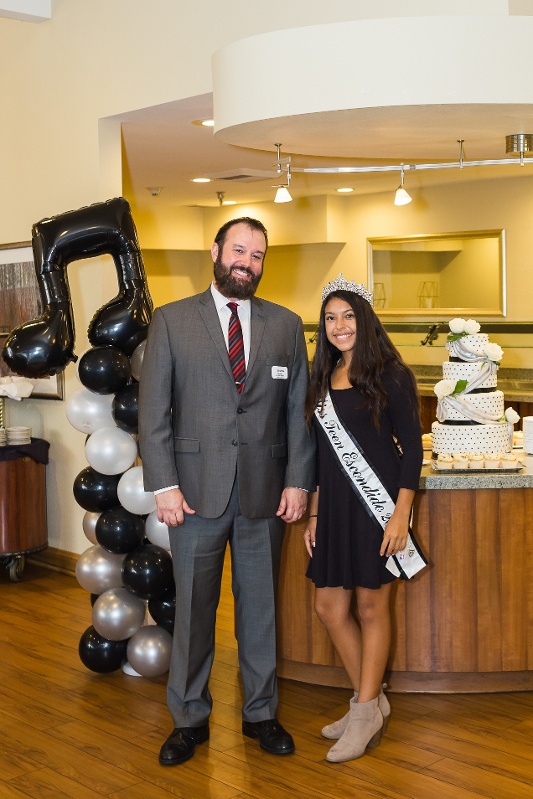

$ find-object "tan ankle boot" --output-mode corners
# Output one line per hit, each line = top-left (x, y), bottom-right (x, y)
(325, 697), (383, 763)
(321, 692), (356, 740)
(321, 686), (390, 740)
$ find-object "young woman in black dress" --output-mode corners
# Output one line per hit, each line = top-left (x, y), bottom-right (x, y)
(304, 276), (423, 763)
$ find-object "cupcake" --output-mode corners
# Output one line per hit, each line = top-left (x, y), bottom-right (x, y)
(467, 452), (484, 469)
(435, 453), (453, 470)
(513, 430), (524, 449)
(452, 452), (469, 469)
(421, 433), (433, 451)
(484, 452), (501, 469)
(501, 452), (518, 469)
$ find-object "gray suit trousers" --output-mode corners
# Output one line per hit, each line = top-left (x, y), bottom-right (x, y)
(167, 479), (286, 727)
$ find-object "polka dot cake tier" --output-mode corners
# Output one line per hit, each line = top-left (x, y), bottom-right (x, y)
(431, 318), (512, 456)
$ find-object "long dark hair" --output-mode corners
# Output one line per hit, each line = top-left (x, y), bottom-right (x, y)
(305, 290), (417, 429)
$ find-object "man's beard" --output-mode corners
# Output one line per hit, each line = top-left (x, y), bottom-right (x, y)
(214, 254), (262, 300)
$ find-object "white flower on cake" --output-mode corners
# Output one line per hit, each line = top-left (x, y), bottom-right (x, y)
(448, 318), (467, 334)
(447, 318), (480, 342)
(464, 319), (481, 335)
(483, 342), (504, 364)
(434, 379), (457, 399)
(504, 407), (520, 424)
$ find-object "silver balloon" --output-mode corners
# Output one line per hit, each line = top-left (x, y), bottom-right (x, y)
(117, 465), (156, 515)
(130, 339), (146, 382)
(82, 511), (101, 545)
(75, 545), (125, 594)
(66, 388), (115, 434)
(145, 510), (171, 549)
(126, 625), (172, 677)
(85, 426), (138, 475)
(92, 587), (146, 640)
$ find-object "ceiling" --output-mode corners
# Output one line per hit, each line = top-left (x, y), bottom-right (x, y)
(119, 93), (533, 216)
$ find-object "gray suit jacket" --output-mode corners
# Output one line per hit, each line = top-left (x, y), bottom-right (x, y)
(138, 288), (315, 518)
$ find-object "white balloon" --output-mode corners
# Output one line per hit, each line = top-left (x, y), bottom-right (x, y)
(75, 545), (125, 594)
(127, 625), (172, 677)
(66, 388), (115, 434)
(145, 510), (170, 549)
(117, 465), (156, 515)
(85, 426), (138, 475)
(122, 661), (142, 677)
(130, 340), (146, 382)
(82, 511), (101, 545)
(92, 587), (146, 640)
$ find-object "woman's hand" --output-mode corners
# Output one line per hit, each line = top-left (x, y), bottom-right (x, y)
(380, 516), (408, 557)
(304, 516), (317, 557)
(380, 488), (414, 557)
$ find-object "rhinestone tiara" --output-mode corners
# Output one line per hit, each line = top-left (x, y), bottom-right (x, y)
(321, 273), (373, 305)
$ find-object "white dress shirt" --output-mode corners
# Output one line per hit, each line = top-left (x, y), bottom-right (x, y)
(210, 282), (251, 366)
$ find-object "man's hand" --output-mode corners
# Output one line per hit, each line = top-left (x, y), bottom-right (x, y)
(155, 488), (196, 527)
(276, 487), (308, 524)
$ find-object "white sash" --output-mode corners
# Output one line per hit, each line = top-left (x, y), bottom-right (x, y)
(315, 392), (427, 580)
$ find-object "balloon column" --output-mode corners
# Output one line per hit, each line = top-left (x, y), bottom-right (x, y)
(1, 198), (175, 678)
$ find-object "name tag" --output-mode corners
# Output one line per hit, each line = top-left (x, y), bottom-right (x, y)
(271, 366), (288, 380)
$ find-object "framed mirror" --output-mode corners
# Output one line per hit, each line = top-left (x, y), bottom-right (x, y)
(367, 230), (506, 317)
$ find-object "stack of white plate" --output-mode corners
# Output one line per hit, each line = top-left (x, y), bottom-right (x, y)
(6, 426), (32, 445)
(522, 417), (533, 455)
(0, 428), (6, 446)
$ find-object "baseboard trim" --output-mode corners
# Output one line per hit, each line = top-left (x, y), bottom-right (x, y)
(28, 546), (77, 576)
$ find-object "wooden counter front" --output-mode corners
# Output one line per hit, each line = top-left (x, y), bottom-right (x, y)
(277, 483), (533, 692)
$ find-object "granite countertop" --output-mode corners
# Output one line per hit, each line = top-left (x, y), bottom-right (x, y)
(419, 452), (533, 489)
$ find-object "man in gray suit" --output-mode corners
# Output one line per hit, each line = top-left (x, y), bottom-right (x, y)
(139, 217), (315, 766)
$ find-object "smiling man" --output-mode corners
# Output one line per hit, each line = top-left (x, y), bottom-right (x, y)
(139, 216), (315, 767)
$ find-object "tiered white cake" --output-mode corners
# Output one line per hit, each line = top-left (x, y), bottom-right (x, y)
(431, 319), (511, 455)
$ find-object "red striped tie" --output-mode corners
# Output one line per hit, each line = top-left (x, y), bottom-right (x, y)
(227, 302), (245, 393)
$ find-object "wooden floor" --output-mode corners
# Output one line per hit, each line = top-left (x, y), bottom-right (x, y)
(1, 563), (533, 799)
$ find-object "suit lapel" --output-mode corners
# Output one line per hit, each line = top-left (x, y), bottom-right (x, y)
(246, 297), (266, 384)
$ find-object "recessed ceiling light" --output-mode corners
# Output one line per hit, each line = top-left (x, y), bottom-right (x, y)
(337, 187), (353, 193)
(191, 118), (214, 127)
(192, 177), (211, 183)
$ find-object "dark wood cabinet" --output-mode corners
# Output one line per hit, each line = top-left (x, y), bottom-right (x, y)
(0, 445), (48, 580)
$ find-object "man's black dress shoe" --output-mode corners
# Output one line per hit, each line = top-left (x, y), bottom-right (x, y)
(159, 724), (209, 765)
(242, 719), (295, 755)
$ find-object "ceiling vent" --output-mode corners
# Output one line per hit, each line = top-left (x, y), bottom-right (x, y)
(204, 168), (278, 182)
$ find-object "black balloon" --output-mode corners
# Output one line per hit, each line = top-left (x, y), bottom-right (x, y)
(79, 625), (128, 673)
(112, 383), (139, 433)
(148, 587), (176, 635)
(78, 346), (131, 395)
(122, 543), (174, 600)
(1, 197), (152, 378)
(95, 506), (145, 554)
(73, 467), (121, 512)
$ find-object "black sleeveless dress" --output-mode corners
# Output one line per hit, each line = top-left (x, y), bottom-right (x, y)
(306, 363), (423, 590)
